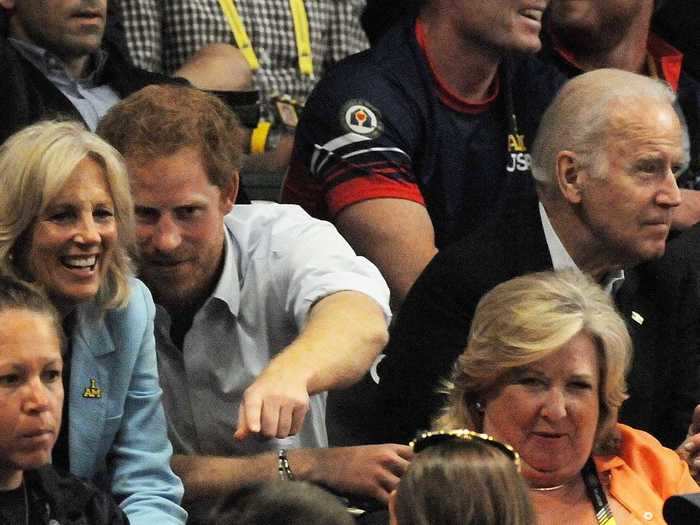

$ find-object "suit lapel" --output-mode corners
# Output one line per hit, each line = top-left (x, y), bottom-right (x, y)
(616, 266), (655, 354)
(614, 265), (658, 428)
(68, 308), (115, 478)
(504, 195), (554, 275)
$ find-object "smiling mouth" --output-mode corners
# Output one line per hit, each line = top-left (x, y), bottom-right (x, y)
(61, 254), (98, 271)
(519, 8), (544, 23)
(533, 432), (566, 440)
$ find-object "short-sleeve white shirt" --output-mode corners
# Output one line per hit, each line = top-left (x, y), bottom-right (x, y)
(154, 203), (391, 456)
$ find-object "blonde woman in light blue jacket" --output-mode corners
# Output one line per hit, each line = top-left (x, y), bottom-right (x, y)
(0, 120), (187, 524)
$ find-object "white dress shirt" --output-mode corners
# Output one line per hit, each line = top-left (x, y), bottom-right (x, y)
(539, 201), (625, 293)
(154, 203), (391, 456)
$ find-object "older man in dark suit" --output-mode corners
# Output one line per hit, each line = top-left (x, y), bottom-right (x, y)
(378, 70), (700, 474)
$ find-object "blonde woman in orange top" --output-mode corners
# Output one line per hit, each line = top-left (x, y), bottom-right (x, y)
(436, 270), (699, 525)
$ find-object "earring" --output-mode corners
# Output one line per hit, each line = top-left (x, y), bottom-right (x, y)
(475, 401), (485, 413)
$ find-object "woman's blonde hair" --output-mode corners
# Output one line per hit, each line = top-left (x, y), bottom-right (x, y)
(434, 270), (631, 454)
(0, 120), (134, 310)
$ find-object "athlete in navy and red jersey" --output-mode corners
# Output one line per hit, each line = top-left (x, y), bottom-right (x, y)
(283, 2), (565, 306)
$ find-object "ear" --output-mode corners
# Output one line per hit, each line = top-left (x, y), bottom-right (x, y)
(556, 150), (585, 204)
(388, 489), (400, 525)
(219, 171), (240, 213)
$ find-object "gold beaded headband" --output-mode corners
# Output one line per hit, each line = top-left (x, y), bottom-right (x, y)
(410, 429), (521, 472)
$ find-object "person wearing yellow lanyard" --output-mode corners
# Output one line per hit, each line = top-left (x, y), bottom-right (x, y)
(217, 0), (308, 156)
(219, 0), (314, 79)
(118, 0), (369, 182)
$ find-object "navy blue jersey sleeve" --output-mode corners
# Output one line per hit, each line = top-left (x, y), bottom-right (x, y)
(283, 49), (426, 218)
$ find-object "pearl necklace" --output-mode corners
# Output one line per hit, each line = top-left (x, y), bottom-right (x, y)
(529, 483), (567, 492)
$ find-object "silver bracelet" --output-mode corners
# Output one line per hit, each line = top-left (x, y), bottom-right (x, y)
(277, 449), (295, 481)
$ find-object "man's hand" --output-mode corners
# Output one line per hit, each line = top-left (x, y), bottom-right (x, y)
(234, 291), (388, 441)
(234, 365), (311, 441)
(171, 444), (412, 506)
(677, 404), (700, 481)
(304, 444), (413, 504)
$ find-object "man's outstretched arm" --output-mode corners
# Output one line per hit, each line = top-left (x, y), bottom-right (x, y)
(235, 290), (389, 441)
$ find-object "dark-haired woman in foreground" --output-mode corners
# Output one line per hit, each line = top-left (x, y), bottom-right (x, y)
(390, 429), (534, 525)
(0, 275), (128, 523)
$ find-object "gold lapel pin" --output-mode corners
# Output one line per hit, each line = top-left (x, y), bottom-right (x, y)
(82, 378), (103, 399)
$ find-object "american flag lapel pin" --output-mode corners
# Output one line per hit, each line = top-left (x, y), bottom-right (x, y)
(631, 311), (644, 325)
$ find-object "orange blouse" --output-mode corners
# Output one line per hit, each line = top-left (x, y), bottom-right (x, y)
(595, 424), (699, 524)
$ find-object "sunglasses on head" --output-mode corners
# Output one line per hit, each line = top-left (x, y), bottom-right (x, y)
(410, 429), (521, 471)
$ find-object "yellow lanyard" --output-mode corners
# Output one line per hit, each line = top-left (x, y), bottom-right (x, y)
(289, 0), (313, 77)
(217, 0), (313, 77)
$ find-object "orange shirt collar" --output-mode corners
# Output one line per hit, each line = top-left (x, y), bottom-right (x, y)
(647, 33), (683, 92)
(551, 30), (684, 92)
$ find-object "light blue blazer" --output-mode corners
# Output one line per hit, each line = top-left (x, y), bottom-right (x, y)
(67, 278), (187, 524)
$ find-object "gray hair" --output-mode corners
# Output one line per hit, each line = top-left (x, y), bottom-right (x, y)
(531, 69), (686, 198)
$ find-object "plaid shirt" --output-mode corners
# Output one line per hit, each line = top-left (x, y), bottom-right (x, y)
(119, 0), (369, 102)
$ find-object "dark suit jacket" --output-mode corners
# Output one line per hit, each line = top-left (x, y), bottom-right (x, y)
(378, 196), (700, 448)
(0, 10), (254, 203)
(0, 8), (176, 144)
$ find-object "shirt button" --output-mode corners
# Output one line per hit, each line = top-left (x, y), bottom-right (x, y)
(643, 511), (653, 521)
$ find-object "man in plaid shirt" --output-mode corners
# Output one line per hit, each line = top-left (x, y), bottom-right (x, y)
(117, 0), (368, 190)
(118, 0), (368, 104)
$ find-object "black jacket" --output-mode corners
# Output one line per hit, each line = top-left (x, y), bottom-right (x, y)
(378, 195), (700, 448)
(25, 466), (128, 525)
(0, 8), (174, 145)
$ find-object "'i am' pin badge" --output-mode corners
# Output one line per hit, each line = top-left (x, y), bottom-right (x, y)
(82, 378), (102, 398)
